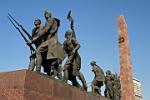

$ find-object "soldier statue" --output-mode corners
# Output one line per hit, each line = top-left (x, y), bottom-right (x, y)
(112, 74), (121, 100)
(31, 10), (65, 79)
(90, 61), (105, 95)
(7, 14), (48, 74)
(28, 18), (44, 71)
(104, 70), (114, 99)
(63, 11), (87, 91)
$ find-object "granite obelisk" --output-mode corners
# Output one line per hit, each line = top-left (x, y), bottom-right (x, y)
(118, 15), (135, 100)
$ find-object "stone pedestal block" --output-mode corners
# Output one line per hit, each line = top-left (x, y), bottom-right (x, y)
(0, 69), (108, 100)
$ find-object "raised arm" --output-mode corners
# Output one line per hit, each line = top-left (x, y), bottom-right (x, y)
(67, 10), (76, 39)
(71, 37), (80, 52)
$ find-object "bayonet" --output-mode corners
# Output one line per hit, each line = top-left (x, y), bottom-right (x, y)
(8, 13), (32, 40)
(7, 16), (35, 51)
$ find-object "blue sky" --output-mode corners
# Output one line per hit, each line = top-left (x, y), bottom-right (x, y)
(0, 0), (149, 99)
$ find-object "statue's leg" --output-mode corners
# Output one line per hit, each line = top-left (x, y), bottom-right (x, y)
(28, 53), (36, 71)
(98, 86), (102, 95)
(97, 82), (103, 95)
(57, 64), (62, 80)
(71, 62), (87, 91)
(104, 85), (111, 98)
(92, 81), (95, 93)
(50, 65), (55, 77)
(104, 89), (107, 97)
(63, 69), (68, 83)
(92, 79), (99, 94)
(36, 42), (48, 73)
(52, 59), (62, 79)
(63, 56), (72, 83)
(46, 59), (54, 76)
(107, 84), (113, 98)
(77, 71), (87, 91)
(36, 48), (42, 73)
(71, 76), (81, 88)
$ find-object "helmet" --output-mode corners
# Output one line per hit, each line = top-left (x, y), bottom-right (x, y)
(44, 10), (52, 18)
(65, 30), (72, 38)
(106, 70), (111, 74)
(34, 18), (41, 25)
(90, 61), (96, 65)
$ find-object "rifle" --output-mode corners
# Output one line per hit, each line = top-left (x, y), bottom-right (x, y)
(8, 13), (32, 40)
(7, 16), (35, 52)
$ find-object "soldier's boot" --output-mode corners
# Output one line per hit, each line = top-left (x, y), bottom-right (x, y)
(78, 72), (87, 91)
(92, 85), (98, 94)
(36, 65), (41, 73)
(71, 77), (81, 88)
(92, 85), (95, 93)
(92, 85), (100, 95)
(28, 66), (35, 71)
(57, 65), (63, 80)
(57, 72), (62, 80)
(95, 89), (101, 95)
(50, 65), (55, 77)
(50, 70), (55, 77)
(98, 88), (101, 96)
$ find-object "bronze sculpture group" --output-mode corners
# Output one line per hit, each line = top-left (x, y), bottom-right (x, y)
(8, 10), (121, 100)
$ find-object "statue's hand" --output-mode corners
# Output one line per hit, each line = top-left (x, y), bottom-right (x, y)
(26, 41), (32, 46)
(71, 49), (76, 55)
(32, 37), (37, 43)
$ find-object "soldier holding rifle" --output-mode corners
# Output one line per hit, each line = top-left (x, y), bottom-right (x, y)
(31, 10), (65, 78)
(7, 14), (44, 71)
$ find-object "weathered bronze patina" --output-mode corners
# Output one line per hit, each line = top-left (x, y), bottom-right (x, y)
(63, 11), (87, 91)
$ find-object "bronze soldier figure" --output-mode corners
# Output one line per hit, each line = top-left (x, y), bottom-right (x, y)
(104, 70), (114, 99)
(32, 10), (65, 78)
(7, 14), (39, 71)
(63, 31), (87, 90)
(28, 18), (43, 71)
(63, 11), (87, 91)
(112, 74), (121, 100)
(90, 61), (105, 95)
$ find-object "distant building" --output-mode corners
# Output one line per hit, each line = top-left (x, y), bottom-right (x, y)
(133, 78), (142, 100)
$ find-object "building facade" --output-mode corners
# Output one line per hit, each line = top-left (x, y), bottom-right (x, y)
(133, 78), (142, 100)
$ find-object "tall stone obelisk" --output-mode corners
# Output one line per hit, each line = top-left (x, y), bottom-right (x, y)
(118, 15), (135, 100)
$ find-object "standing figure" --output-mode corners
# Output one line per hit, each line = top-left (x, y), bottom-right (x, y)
(63, 11), (87, 91)
(90, 61), (105, 95)
(28, 18), (43, 71)
(112, 74), (121, 100)
(104, 70), (114, 99)
(32, 10), (65, 78)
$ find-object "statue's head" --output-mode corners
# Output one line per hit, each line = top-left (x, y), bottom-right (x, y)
(34, 18), (41, 27)
(44, 10), (52, 19)
(90, 61), (96, 66)
(65, 30), (72, 39)
(106, 70), (111, 75)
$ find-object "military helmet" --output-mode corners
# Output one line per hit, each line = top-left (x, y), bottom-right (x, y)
(90, 61), (96, 65)
(106, 70), (111, 74)
(65, 30), (72, 38)
(34, 18), (41, 25)
(44, 10), (52, 18)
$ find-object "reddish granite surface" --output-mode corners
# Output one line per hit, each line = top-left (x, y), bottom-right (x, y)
(118, 15), (135, 100)
(0, 70), (108, 100)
